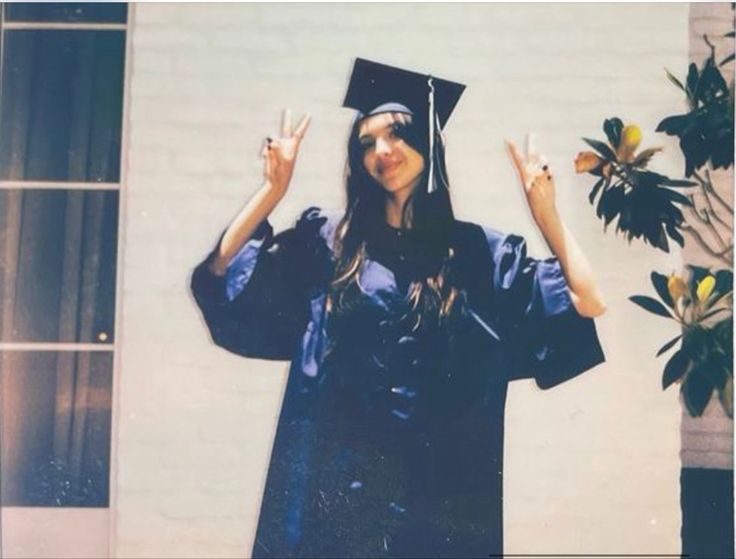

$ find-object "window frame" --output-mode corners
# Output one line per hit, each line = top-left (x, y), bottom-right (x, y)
(0, 2), (132, 557)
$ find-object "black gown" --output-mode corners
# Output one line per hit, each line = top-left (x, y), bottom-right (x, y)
(190, 207), (605, 559)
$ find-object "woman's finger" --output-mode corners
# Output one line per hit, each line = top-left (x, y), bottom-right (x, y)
(505, 139), (525, 178)
(281, 108), (292, 138)
(293, 113), (312, 142)
(261, 137), (273, 157)
(526, 131), (537, 160)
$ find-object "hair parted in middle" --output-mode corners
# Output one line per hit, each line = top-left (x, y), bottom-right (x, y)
(326, 112), (463, 334)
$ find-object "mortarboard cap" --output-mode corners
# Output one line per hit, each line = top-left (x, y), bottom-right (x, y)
(343, 58), (465, 129)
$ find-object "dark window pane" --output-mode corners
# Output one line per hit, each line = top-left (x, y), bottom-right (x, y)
(0, 30), (125, 182)
(5, 3), (127, 24)
(0, 189), (118, 343)
(0, 351), (112, 507)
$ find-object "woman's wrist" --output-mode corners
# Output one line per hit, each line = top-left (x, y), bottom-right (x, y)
(533, 207), (561, 235)
(262, 179), (288, 202)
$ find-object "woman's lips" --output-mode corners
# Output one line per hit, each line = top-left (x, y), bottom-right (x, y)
(378, 160), (402, 176)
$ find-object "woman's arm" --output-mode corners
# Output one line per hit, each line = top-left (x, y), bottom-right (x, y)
(533, 210), (607, 318)
(210, 110), (311, 276)
(506, 134), (607, 318)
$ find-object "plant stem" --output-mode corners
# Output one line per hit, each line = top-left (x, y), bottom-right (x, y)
(696, 169), (734, 214)
(609, 162), (638, 191)
(681, 223), (733, 265)
(692, 170), (733, 228)
(688, 203), (729, 250)
(685, 170), (732, 252)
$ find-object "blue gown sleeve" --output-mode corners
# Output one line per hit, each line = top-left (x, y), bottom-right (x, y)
(189, 207), (333, 360)
(485, 229), (605, 388)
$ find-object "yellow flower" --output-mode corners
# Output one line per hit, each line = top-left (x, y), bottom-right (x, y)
(574, 151), (603, 173)
(696, 275), (716, 302)
(618, 124), (642, 162)
(667, 274), (688, 302)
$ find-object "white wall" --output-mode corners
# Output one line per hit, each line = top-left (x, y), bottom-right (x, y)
(116, 3), (692, 557)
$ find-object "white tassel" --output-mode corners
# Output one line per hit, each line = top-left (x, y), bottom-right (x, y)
(427, 75), (436, 193)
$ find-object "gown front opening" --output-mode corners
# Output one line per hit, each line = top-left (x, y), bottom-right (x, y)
(191, 207), (605, 559)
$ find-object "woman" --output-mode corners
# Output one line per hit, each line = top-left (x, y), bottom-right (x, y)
(191, 58), (606, 559)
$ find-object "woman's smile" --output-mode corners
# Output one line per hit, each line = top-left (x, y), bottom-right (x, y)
(358, 112), (425, 197)
(376, 158), (403, 176)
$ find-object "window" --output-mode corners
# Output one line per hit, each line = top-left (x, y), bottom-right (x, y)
(0, 3), (127, 511)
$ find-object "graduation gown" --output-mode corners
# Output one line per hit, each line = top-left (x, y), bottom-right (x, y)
(190, 207), (605, 559)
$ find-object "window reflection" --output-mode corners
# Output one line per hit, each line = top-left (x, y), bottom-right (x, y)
(0, 351), (112, 507)
(0, 30), (125, 182)
(0, 189), (118, 343)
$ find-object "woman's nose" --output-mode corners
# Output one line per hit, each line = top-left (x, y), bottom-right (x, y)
(375, 136), (392, 156)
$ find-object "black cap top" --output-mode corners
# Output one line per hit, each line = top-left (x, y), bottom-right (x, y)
(342, 58), (466, 129)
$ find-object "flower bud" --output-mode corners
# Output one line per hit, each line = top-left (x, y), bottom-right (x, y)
(618, 124), (642, 162)
(574, 151), (603, 174)
(667, 274), (688, 302)
(696, 275), (716, 302)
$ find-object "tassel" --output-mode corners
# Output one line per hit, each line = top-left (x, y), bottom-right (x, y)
(427, 75), (436, 193)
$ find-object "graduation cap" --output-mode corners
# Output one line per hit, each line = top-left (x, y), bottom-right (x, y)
(343, 58), (466, 193)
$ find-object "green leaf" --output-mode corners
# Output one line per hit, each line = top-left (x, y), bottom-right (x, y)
(682, 368), (715, 417)
(663, 349), (690, 389)
(725, 31), (735, 39)
(656, 114), (692, 135)
(600, 185), (625, 226)
(653, 224), (670, 253)
(665, 222), (685, 248)
(588, 178), (605, 205)
(651, 271), (674, 308)
(603, 118), (624, 149)
(631, 147), (663, 168)
(659, 178), (697, 187)
(707, 290), (733, 310)
(665, 68), (687, 93)
(629, 295), (673, 318)
(682, 326), (708, 362)
(657, 334), (682, 357)
(721, 53), (735, 66)
(660, 188), (693, 206)
(718, 376), (733, 418)
(715, 269), (734, 291)
(686, 265), (710, 277)
(583, 138), (617, 161)
(704, 358), (728, 390)
(686, 62), (699, 97)
(699, 308), (729, 322)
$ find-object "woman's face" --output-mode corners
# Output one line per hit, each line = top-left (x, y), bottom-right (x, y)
(358, 112), (425, 198)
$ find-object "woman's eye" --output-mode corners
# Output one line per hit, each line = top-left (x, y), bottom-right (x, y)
(391, 123), (406, 138)
(359, 141), (374, 153)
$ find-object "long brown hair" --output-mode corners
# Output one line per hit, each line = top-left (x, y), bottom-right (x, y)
(327, 113), (462, 333)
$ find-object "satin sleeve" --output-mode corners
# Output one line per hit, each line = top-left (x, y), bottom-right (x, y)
(190, 207), (333, 360)
(485, 229), (605, 388)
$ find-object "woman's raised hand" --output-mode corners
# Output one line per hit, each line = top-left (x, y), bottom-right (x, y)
(262, 109), (311, 198)
(506, 133), (557, 225)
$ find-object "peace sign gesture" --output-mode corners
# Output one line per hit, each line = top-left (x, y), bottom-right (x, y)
(262, 108), (311, 198)
(506, 133), (557, 225)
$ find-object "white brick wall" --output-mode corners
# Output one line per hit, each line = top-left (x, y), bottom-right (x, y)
(116, 4), (692, 557)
